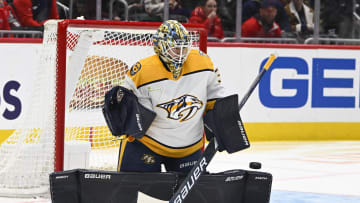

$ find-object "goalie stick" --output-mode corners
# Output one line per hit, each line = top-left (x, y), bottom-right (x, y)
(169, 54), (277, 203)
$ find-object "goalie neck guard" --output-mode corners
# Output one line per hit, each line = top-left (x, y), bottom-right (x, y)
(153, 20), (192, 79)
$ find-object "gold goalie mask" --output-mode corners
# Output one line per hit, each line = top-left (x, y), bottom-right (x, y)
(153, 20), (192, 79)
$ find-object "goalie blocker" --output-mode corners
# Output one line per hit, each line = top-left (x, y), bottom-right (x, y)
(204, 94), (250, 153)
(50, 169), (272, 203)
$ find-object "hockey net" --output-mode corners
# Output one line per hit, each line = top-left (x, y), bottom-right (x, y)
(0, 19), (206, 197)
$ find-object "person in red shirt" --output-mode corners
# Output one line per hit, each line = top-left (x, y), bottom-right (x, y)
(13, 0), (59, 27)
(0, 0), (20, 30)
(242, 0), (282, 38)
(189, 0), (224, 39)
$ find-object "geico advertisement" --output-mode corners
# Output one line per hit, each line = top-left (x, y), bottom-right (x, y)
(208, 47), (360, 122)
(1, 43), (359, 131)
(0, 43), (40, 128)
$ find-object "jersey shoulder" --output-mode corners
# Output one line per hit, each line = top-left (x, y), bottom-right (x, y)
(183, 49), (214, 74)
(126, 55), (168, 88)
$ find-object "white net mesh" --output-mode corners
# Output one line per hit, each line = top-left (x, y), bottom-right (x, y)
(0, 20), (202, 197)
(0, 22), (58, 197)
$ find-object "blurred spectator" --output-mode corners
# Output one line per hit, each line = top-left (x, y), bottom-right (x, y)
(320, 0), (354, 38)
(180, 0), (198, 12)
(169, 0), (191, 18)
(13, 0), (59, 27)
(114, 0), (144, 21)
(280, 0), (290, 5)
(243, 0), (291, 33)
(143, 0), (190, 22)
(126, 0), (149, 21)
(242, 0), (282, 37)
(217, 0), (236, 36)
(144, 0), (164, 20)
(284, 0), (313, 40)
(106, 0), (144, 21)
(304, 0), (357, 38)
(242, 0), (262, 22)
(127, 0), (145, 14)
(110, 0), (128, 20)
(304, 0), (313, 9)
(189, 0), (225, 39)
(0, 0), (20, 30)
(73, 0), (114, 20)
(72, 0), (98, 20)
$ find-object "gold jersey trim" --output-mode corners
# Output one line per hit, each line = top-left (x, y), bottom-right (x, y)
(117, 138), (128, 171)
(138, 135), (204, 158)
(206, 99), (216, 111)
(127, 49), (215, 88)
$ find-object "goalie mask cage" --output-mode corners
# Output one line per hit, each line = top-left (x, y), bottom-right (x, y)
(0, 19), (207, 197)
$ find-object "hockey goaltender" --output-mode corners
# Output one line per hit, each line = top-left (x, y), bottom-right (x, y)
(49, 20), (273, 203)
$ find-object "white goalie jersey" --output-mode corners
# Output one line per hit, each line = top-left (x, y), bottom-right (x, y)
(123, 49), (226, 158)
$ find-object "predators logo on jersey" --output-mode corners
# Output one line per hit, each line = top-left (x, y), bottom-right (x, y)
(157, 95), (203, 122)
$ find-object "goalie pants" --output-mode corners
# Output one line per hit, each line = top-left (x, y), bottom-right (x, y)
(118, 139), (202, 173)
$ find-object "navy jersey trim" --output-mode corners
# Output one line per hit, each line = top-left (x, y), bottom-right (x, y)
(183, 69), (213, 76)
(137, 78), (169, 89)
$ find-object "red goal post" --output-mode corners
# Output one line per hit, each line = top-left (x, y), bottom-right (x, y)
(0, 19), (207, 197)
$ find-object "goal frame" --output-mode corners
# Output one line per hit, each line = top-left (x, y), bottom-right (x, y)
(54, 19), (208, 172)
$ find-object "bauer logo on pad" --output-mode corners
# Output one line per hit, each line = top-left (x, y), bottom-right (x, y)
(84, 173), (111, 180)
